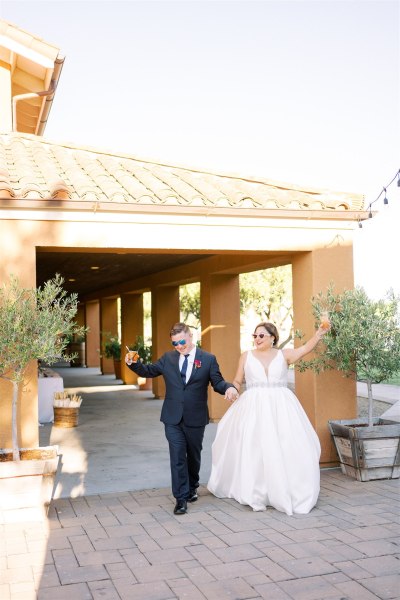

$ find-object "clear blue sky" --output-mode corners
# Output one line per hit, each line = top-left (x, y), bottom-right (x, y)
(1, 0), (399, 297)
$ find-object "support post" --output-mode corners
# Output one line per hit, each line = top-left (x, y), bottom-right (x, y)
(121, 293), (144, 384)
(292, 244), (357, 465)
(151, 285), (180, 398)
(200, 274), (240, 420)
(100, 298), (119, 375)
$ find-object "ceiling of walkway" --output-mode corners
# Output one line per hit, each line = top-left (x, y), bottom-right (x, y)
(36, 250), (210, 297)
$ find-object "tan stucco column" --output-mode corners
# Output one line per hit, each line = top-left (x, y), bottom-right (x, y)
(292, 244), (357, 466)
(200, 274), (241, 420)
(0, 235), (38, 449)
(100, 298), (119, 374)
(85, 301), (100, 367)
(151, 285), (180, 398)
(121, 293), (144, 384)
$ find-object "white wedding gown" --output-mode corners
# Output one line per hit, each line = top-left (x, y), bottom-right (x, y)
(207, 350), (321, 515)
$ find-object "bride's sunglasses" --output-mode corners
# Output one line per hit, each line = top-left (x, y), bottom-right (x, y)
(252, 333), (271, 339)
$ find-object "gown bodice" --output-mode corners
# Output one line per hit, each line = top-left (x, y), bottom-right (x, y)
(244, 349), (288, 388)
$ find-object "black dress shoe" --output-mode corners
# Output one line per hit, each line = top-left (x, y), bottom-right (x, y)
(187, 492), (198, 503)
(173, 500), (187, 515)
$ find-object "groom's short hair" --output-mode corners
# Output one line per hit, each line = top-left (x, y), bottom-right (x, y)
(170, 322), (191, 337)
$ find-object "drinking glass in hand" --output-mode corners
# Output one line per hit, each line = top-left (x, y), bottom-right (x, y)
(320, 311), (330, 330)
(125, 346), (139, 365)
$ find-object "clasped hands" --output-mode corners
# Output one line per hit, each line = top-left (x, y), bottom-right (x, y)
(225, 386), (239, 403)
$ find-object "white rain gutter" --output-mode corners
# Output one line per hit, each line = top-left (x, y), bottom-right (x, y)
(12, 55), (65, 135)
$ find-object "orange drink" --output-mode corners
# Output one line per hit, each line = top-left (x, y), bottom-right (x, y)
(320, 311), (330, 330)
(126, 347), (139, 364)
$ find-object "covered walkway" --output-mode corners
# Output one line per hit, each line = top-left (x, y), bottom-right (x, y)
(39, 367), (218, 499)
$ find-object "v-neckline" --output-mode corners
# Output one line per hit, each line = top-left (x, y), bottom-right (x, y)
(251, 349), (279, 378)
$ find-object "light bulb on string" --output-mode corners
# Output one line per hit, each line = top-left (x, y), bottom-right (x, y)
(383, 188), (389, 205)
(366, 168), (399, 217)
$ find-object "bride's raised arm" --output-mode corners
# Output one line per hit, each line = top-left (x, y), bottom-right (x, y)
(283, 324), (329, 365)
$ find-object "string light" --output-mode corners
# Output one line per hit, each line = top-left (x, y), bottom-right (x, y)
(358, 168), (399, 228)
(383, 188), (388, 205)
(366, 168), (400, 214)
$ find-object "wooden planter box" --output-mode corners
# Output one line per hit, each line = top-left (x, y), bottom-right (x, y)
(0, 446), (60, 510)
(328, 418), (400, 481)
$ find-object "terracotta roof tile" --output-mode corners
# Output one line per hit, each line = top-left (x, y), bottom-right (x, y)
(0, 132), (365, 211)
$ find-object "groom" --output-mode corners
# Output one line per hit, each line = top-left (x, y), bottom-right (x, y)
(125, 322), (238, 515)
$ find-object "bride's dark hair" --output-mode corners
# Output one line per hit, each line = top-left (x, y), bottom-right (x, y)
(254, 322), (279, 347)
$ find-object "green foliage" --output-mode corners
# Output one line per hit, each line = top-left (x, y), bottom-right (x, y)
(0, 274), (85, 460)
(240, 266), (293, 347)
(297, 286), (400, 381)
(179, 268), (293, 348)
(297, 285), (400, 427)
(66, 332), (86, 344)
(180, 283), (201, 327)
(131, 335), (152, 363)
(103, 333), (121, 360)
(0, 274), (85, 384)
(384, 372), (400, 386)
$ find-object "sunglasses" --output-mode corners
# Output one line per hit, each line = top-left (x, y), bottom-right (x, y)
(171, 339), (187, 346)
(252, 333), (271, 339)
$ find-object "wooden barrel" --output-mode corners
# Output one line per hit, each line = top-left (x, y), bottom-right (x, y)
(53, 407), (79, 428)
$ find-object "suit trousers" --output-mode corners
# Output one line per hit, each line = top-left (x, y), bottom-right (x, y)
(164, 421), (205, 500)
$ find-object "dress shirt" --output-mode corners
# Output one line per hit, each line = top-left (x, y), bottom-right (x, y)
(178, 347), (196, 382)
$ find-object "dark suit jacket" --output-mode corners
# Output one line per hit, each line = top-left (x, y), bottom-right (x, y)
(127, 348), (232, 426)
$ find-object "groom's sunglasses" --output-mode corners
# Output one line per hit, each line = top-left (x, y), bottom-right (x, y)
(252, 333), (271, 339)
(171, 339), (186, 346)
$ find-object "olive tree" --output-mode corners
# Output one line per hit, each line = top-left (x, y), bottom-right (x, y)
(0, 274), (85, 460)
(297, 286), (400, 428)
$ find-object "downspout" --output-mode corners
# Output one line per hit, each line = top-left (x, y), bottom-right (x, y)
(12, 54), (64, 135)
(37, 55), (65, 135)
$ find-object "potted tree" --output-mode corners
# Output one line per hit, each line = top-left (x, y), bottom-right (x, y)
(297, 285), (400, 481)
(103, 333), (122, 379)
(0, 274), (85, 511)
(131, 335), (153, 390)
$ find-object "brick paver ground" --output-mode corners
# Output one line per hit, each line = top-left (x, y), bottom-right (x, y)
(1, 469), (399, 600)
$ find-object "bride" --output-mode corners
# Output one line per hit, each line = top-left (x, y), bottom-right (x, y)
(207, 320), (330, 515)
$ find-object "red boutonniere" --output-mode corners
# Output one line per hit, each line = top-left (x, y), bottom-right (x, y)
(194, 359), (201, 369)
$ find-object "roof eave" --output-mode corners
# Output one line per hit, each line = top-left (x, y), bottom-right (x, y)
(0, 197), (371, 222)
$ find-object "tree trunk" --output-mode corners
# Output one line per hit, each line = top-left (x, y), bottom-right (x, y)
(367, 379), (374, 429)
(11, 379), (19, 461)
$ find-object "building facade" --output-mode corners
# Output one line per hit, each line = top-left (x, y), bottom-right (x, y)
(0, 20), (368, 464)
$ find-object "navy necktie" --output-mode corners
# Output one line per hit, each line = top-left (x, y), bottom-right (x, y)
(181, 354), (190, 384)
